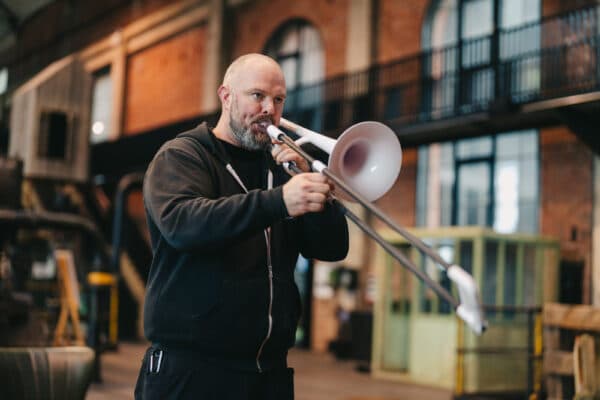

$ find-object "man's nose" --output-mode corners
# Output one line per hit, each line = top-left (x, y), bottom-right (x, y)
(261, 99), (275, 114)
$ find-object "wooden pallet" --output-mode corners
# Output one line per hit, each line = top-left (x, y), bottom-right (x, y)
(543, 303), (600, 400)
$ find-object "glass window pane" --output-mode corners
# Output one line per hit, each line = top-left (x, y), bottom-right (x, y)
(519, 158), (538, 199)
(280, 58), (298, 89)
(459, 241), (473, 274)
(518, 130), (538, 155)
(431, 0), (459, 48)
(440, 143), (454, 226)
(523, 244), (537, 305)
(504, 243), (518, 307)
(456, 136), (493, 159)
(494, 160), (519, 233)
(279, 29), (299, 55)
(496, 130), (539, 233)
(90, 69), (112, 144)
(462, 0), (493, 39)
(483, 241), (498, 306)
(457, 162), (490, 226)
(518, 202), (538, 233)
(416, 131), (538, 234)
(265, 21), (324, 130)
(299, 26), (323, 84)
(0, 67), (7, 95)
(497, 130), (537, 158)
(416, 146), (429, 227)
(501, 0), (540, 29)
(496, 133), (521, 159)
(423, 256), (439, 313)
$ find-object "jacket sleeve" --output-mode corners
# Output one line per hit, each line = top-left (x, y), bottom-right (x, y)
(143, 144), (288, 251)
(296, 200), (349, 261)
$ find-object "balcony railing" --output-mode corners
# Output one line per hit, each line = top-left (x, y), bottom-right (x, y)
(284, 5), (600, 136)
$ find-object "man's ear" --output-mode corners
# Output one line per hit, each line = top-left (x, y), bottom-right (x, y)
(217, 85), (231, 110)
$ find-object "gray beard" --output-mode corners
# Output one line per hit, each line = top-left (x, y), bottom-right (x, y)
(229, 119), (270, 151)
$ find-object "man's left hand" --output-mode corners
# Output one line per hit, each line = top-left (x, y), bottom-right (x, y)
(271, 143), (311, 173)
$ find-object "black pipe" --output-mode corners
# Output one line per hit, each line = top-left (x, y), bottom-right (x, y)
(0, 208), (111, 267)
(110, 172), (145, 275)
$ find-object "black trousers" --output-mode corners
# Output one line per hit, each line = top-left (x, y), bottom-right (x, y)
(134, 346), (294, 400)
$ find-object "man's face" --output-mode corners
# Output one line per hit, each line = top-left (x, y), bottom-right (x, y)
(226, 63), (286, 151)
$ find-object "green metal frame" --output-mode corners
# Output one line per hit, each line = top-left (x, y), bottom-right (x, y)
(371, 226), (560, 394)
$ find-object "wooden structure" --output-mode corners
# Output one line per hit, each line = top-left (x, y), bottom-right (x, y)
(543, 303), (600, 400)
(53, 249), (85, 346)
(371, 226), (560, 397)
(9, 55), (91, 182)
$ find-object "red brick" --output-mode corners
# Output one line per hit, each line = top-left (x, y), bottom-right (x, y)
(124, 26), (207, 134)
(378, 0), (429, 63)
(540, 126), (593, 302)
(231, 0), (349, 77)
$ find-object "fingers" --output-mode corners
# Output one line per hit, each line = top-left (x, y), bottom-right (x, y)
(303, 173), (335, 192)
(282, 173), (333, 217)
(271, 144), (310, 173)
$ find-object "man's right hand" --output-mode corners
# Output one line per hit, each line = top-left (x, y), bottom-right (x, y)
(282, 173), (333, 217)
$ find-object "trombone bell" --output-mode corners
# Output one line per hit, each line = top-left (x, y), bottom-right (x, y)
(278, 118), (402, 202)
(331, 121), (402, 202)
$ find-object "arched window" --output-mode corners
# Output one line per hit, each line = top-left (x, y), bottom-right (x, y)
(422, 0), (540, 116)
(264, 20), (324, 131)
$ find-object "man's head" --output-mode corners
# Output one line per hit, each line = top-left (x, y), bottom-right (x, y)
(214, 53), (286, 151)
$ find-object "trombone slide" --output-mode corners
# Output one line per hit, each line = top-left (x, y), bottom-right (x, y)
(267, 120), (487, 335)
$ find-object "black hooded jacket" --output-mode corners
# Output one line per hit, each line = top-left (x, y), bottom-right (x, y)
(142, 123), (349, 372)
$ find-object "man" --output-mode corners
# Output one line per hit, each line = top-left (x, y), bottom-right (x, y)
(134, 53), (349, 399)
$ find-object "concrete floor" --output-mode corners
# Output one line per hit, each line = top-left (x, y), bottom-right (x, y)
(87, 342), (452, 400)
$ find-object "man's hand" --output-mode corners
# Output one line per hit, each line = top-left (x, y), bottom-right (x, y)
(271, 143), (310, 173)
(282, 173), (332, 217)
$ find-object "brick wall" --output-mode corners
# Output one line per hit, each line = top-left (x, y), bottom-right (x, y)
(540, 126), (593, 303)
(543, 0), (598, 17)
(230, 0), (349, 77)
(377, 0), (429, 63)
(231, 0), (431, 74)
(124, 25), (207, 135)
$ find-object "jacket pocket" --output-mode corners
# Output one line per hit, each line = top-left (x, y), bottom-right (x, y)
(191, 276), (269, 356)
(270, 277), (302, 351)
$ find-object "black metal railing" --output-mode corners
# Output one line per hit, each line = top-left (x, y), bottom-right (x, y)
(284, 5), (600, 136)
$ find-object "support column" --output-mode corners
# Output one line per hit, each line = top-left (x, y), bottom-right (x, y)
(202, 0), (225, 113)
(345, 0), (374, 310)
(593, 155), (600, 305)
(345, 0), (373, 72)
(110, 31), (126, 139)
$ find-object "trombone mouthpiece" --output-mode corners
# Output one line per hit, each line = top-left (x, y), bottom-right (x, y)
(266, 125), (283, 141)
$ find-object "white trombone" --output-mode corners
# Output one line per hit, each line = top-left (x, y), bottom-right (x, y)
(267, 118), (487, 335)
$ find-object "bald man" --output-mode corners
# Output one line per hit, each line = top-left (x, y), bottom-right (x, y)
(135, 54), (348, 399)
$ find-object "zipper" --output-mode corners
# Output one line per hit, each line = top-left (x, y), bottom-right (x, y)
(255, 228), (273, 372)
(224, 163), (274, 373)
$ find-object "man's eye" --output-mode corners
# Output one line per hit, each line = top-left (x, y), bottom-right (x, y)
(252, 93), (263, 100)
(274, 97), (285, 104)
